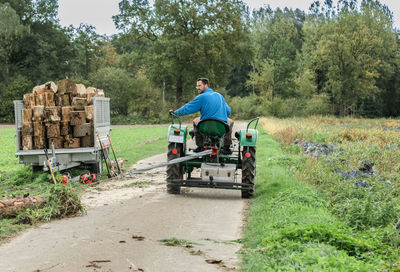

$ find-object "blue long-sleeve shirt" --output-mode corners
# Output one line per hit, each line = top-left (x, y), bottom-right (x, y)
(174, 88), (231, 123)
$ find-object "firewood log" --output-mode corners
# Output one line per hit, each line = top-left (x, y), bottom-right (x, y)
(23, 94), (35, 108)
(0, 196), (44, 217)
(32, 106), (44, 121)
(71, 97), (87, 110)
(57, 78), (77, 95)
(48, 137), (63, 149)
(35, 93), (45, 106)
(84, 105), (93, 122)
(60, 121), (71, 136)
(73, 123), (92, 137)
(21, 122), (33, 136)
(32, 85), (45, 95)
(86, 87), (96, 95)
(22, 108), (32, 123)
(64, 135), (80, 148)
(44, 106), (61, 123)
(44, 81), (57, 93)
(76, 84), (86, 96)
(33, 136), (46, 149)
(81, 135), (94, 147)
(44, 92), (55, 107)
(62, 93), (70, 106)
(61, 106), (72, 122)
(70, 111), (86, 125)
(33, 122), (45, 137)
(96, 89), (105, 97)
(22, 135), (33, 150)
(46, 122), (60, 138)
(54, 93), (63, 106)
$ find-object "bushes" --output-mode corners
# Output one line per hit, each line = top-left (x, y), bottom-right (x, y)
(89, 67), (166, 124)
(0, 75), (32, 122)
(228, 94), (332, 119)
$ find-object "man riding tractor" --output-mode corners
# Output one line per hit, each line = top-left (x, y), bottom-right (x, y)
(169, 77), (234, 155)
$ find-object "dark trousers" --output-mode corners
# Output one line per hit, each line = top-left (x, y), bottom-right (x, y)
(193, 117), (234, 149)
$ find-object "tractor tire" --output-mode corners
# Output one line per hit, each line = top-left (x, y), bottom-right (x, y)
(241, 147), (256, 199)
(166, 143), (183, 194)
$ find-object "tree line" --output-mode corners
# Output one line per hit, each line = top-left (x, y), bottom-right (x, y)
(1, 0), (399, 123)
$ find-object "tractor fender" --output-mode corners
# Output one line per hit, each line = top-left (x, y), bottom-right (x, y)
(167, 125), (187, 143)
(238, 128), (258, 147)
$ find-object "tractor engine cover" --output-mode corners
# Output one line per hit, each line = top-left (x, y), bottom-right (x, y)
(201, 163), (236, 182)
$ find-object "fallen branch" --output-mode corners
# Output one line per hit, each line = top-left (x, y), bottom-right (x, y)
(0, 196), (44, 217)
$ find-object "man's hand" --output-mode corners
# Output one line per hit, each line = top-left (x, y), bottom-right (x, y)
(168, 109), (174, 115)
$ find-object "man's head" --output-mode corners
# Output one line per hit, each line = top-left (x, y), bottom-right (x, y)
(196, 78), (209, 94)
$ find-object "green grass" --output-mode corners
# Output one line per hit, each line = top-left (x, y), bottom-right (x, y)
(110, 126), (168, 169)
(158, 237), (199, 248)
(241, 129), (382, 271)
(0, 128), (22, 174)
(0, 125), (168, 242)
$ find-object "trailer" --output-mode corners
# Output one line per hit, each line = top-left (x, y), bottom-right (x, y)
(13, 97), (111, 174)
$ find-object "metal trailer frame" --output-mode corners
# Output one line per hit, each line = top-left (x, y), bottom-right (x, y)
(13, 97), (111, 174)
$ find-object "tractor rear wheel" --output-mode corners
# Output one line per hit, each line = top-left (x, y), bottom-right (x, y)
(241, 147), (256, 198)
(166, 143), (183, 194)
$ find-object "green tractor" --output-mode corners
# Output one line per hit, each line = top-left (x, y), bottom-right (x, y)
(166, 113), (259, 198)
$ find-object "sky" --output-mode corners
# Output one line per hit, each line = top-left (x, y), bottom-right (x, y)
(58, 0), (400, 36)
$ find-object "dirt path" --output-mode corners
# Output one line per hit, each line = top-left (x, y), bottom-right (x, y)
(0, 123), (248, 272)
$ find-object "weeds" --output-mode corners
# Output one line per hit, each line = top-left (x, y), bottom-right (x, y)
(158, 237), (198, 248)
(16, 185), (85, 224)
(254, 117), (400, 269)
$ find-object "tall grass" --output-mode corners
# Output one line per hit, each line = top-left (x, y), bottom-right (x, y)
(247, 117), (400, 270)
(241, 128), (381, 270)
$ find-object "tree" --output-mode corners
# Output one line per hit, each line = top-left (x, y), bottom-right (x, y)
(89, 67), (133, 116)
(0, 75), (32, 122)
(307, 0), (398, 115)
(0, 3), (27, 82)
(247, 8), (305, 100)
(113, 0), (251, 101)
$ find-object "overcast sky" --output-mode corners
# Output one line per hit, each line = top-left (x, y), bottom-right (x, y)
(58, 0), (400, 36)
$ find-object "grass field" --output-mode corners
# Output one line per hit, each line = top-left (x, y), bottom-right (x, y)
(241, 117), (400, 270)
(0, 126), (168, 242)
(2, 118), (400, 269)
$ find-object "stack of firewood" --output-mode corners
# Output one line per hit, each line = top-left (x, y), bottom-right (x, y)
(21, 79), (105, 150)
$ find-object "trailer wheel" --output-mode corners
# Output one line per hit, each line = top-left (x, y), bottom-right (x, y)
(241, 147), (256, 199)
(90, 161), (103, 175)
(32, 165), (42, 172)
(166, 143), (183, 194)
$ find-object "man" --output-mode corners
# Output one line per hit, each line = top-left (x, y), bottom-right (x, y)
(169, 78), (234, 154)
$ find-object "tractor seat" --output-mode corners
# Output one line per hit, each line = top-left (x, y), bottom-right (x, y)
(198, 118), (229, 137)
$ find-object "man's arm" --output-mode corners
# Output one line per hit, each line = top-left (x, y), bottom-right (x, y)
(174, 95), (202, 116)
(223, 96), (231, 116)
